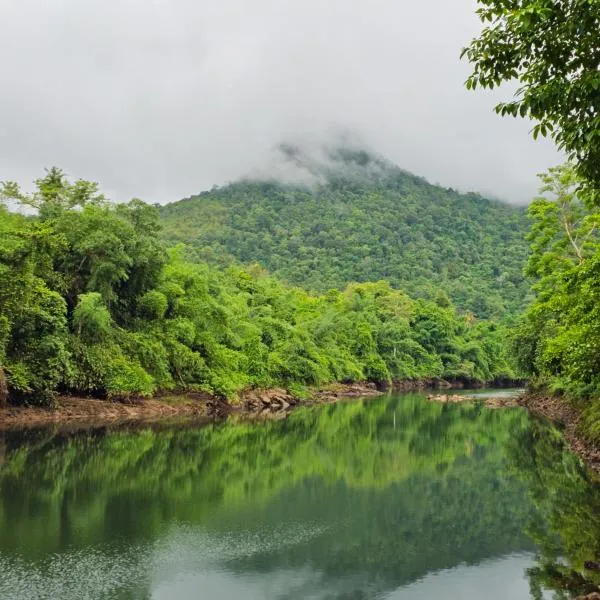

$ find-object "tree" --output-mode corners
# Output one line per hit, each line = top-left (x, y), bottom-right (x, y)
(514, 164), (600, 401)
(73, 293), (113, 343)
(1, 167), (106, 215)
(462, 1), (600, 195)
(527, 164), (600, 284)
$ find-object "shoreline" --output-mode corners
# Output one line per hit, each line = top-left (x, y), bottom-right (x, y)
(0, 382), (385, 431)
(0, 378), (525, 432)
(5, 382), (599, 479)
(518, 392), (600, 475)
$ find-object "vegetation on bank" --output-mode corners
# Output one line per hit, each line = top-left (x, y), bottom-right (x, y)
(514, 164), (600, 444)
(465, 0), (600, 447)
(159, 150), (530, 320)
(0, 169), (516, 406)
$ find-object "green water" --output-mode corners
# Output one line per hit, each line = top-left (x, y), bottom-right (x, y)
(1, 392), (599, 600)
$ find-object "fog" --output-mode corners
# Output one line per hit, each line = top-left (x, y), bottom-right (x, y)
(0, 0), (559, 204)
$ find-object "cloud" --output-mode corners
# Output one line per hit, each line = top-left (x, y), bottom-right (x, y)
(0, 0), (559, 205)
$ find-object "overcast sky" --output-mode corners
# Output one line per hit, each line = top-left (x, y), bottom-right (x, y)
(0, 0), (560, 205)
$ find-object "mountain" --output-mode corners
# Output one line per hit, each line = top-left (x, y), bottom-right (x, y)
(159, 147), (530, 319)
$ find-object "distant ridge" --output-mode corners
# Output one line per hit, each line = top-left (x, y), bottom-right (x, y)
(159, 146), (529, 319)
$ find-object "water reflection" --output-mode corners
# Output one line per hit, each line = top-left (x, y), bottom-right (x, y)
(507, 419), (600, 599)
(0, 393), (598, 599)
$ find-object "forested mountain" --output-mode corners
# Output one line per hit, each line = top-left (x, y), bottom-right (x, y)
(160, 148), (530, 319)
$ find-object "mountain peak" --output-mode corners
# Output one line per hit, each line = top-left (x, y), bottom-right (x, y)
(241, 140), (411, 189)
(160, 158), (529, 319)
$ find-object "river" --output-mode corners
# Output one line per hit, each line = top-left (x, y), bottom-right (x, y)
(1, 391), (599, 599)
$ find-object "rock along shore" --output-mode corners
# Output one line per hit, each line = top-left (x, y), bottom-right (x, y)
(518, 392), (600, 475)
(0, 382), (384, 430)
(0, 378), (525, 431)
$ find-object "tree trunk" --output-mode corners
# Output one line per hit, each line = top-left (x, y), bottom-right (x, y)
(0, 366), (8, 407)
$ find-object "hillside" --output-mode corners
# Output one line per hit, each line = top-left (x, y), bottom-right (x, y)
(160, 148), (530, 319)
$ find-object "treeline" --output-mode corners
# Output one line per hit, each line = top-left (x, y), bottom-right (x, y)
(159, 151), (530, 320)
(464, 1), (600, 446)
(0, 169), (515, 405)
(514, 165), (600, 443)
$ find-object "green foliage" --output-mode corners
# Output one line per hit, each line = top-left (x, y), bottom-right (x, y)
(0, 170), (517, 404)
(464, 0), (600, 439)
(0, 202), (71, 404)
(463, 0), (600, 198)
(68, 341), (155, 398)
(159, 151), (530, 319)
(72, 293), (112, 343)
(513, 164), (600, 441)
(137, 290), (168, 321)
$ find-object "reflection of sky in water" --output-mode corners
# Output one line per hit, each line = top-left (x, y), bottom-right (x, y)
(151, 546), (539, 600)
(386, 554), (553, 600)
(0, 524), (329, 600)
(455, 388), (525, 399)
(0, 526), (542, 600)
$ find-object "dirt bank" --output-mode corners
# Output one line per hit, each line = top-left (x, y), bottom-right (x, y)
(0, 379), (524, 431)
(518, 392), (600, 474)
(0, 394), (223, 431)
(0, 382), (383, 430)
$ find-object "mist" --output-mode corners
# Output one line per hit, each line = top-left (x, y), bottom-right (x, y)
(0, 0), (559, 205)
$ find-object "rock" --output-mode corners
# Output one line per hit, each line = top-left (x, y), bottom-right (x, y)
(575, 593), (600, 600)
(242, 388), (296, 413)
(426, 394), (473, 403)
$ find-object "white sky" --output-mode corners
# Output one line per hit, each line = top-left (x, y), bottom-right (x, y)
(0, 0), (560, 204)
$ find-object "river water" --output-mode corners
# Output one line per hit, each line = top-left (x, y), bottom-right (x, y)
(1, 391), (599, 600)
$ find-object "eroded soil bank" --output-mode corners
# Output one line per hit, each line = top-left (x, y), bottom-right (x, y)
(0, 382), (384, 430)
(0, 378), (526, 431)
(518, 392), (600, 475)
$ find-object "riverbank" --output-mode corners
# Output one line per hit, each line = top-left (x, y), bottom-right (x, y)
(426, 392), (520, 408)
(0, 379), (526, 431)
(0, 378), (526, 431)
(518, 392), (600, 474)
(0, 382), (385, 430)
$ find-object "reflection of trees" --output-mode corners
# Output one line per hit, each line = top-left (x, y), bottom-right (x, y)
(508, 419), (600, 599)
(2, 395), (595, 599)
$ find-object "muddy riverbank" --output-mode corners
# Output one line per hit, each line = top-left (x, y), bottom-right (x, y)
(518, 392), (600, 475)
(0, 382), (384, 430)
(0, 378), (526, 431)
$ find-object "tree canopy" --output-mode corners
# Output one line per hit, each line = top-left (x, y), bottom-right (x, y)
(465, 1), (600, 449)
(0, 170), (517, 405)
(159, 151), (530, 320)
(512, 164), (600, 444)
(462, 0), (600, 197)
